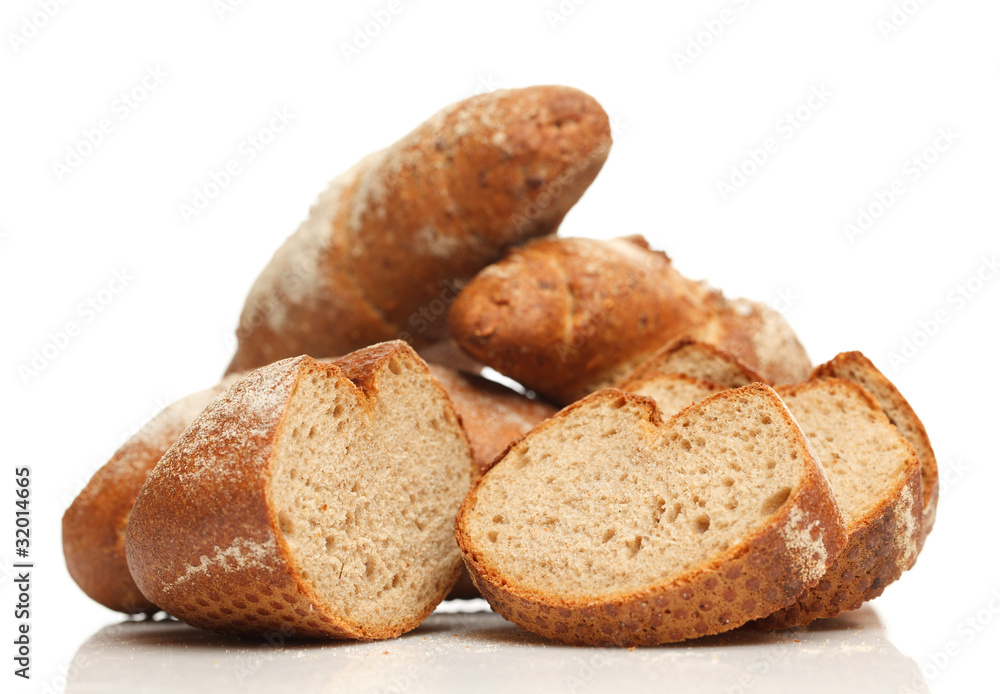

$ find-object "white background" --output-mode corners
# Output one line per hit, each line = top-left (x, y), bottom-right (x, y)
(2, 0), (998, 692)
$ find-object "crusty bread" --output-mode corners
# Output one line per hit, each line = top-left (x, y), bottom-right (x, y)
(126, 343), (474, 639)
(226, 86), (611, 374)
(447, 236), (810, 405)
(618, 336), (765, 391)
(756, 379), (922, 629)
(456, 384), (846, 645)
(62, 375), (240, 614)
(812, 351), (937, 546)
(621, 373), (726, 421)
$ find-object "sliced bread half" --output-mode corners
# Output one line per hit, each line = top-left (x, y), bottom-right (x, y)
(456, 384), (846, 646)
(618, 336), (765, 390)
(620, 373), (726, 421)
(126, 343), (474, 640)
(812, 351), (938, 545)
(756, 378), (922, 629)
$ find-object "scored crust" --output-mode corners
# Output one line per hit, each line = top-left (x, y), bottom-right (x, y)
(126, 342), (473, 640)
(755, 379), (922, 629)
(456, 384), (847, 646)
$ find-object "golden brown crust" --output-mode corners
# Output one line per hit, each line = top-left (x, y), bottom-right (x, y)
(62, 380), (236, 614)
(756, 378), (923, 629)
(126, 343), (469, 640)
(456, 385), (847, 645)
(227, 86), (611, 374)
(448, 236), (810, 405)
(811, 351), (938, 546)
(617, 336), (766, 390)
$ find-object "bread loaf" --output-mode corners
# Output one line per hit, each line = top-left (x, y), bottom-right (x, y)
(756, 378), (922, 628)
(226, 86), (611, 375)
(447, 236), (810, 405)
(456, 384), (846, 645)
(126, 344), (474, 639)
(618, 336), (765, 391)
(61, 376), (240, 614)
(812, 351), (937, 545)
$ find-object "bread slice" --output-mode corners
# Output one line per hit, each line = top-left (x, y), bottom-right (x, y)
(126, 343), (473, 639)
(812, 351), (937, 545)
(618, 336), (765, 390)
(756, 378), (922, 629)
(621, 373), (726, 421)
(456, 384), (846, 646)
(62, 375), (240, 614)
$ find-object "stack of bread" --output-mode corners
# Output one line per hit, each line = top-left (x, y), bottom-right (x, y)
(63, 86), (936, 646)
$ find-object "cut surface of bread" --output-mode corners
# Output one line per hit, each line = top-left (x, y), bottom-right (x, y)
(812, 351), (937, 545)
(427, 364), (556, 475)
(62, 376), (239, 614)
(621, 373), (726, 421)
(126, 343), (473, 640)
(619, 337), (765, 391)
(457, 384), (846, 646)
(757, 378), (921, 628)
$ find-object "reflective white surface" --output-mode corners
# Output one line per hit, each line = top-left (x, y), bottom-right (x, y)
(65, 603), (927, 694)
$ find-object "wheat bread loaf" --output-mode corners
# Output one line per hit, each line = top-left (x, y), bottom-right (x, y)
(226, 86), (611, 374)
(756, 378), (922, 629)
(62, 375), (241, 614)
(456, 384), (846, 645)
(126, 343), (474, 639)
(447, 236), (810, 405)
(812, 351), (937, 545)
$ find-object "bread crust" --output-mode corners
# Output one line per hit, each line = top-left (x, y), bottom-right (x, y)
(126, 343), (471, 640)
(456, 384), (847, 645)
(755, 379), (923, 629)
(448, 236), (810, 405)
(227, 86), (611, 374)
(61, 379), (237, 613)
(811, 351), (938, 546)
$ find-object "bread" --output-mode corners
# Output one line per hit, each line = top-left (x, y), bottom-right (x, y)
(456, 384), (847, 645)
(62, 375), (240, 614)
(126, 343), (474, 639)
(812, 351), (937, 545)
(226, 86), (612, 375)
(618, 336), (765, 390)
(621, 373), (726, 421)
(447, 236), (810, 405)
(756, 378), (922, 629)
(427, 364), (556, 475)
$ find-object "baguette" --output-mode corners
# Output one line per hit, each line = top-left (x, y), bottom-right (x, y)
(226, 86), (611, 374)
(126, 344), (473, 639)
(457, 384), (846, 645)
(447, 236), (810, 405)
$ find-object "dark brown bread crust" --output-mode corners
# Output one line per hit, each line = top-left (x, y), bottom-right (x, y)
(755, 379), (923, 629)
(811, 351), (938, 546)
(456, 385), (847, 646)
(617, 336), (766, 390)
(226, 86), (611, 375)
(62, 381), (235, 614)
(126, 343), (471, 640)
(447, 236), (810, 405)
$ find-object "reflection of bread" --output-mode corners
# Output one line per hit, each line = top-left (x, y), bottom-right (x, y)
(126, 344), (473, 639)
(757, 379), (922, 628)
(458, 384), (846, 645)
(62, 376), (239, 614)
(448, 236), (810, 405)
(226, 86), (611, 375)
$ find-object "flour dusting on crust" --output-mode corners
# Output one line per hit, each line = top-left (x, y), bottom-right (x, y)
(780, 506), (828, 583)
(163, 537), (278, 594)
